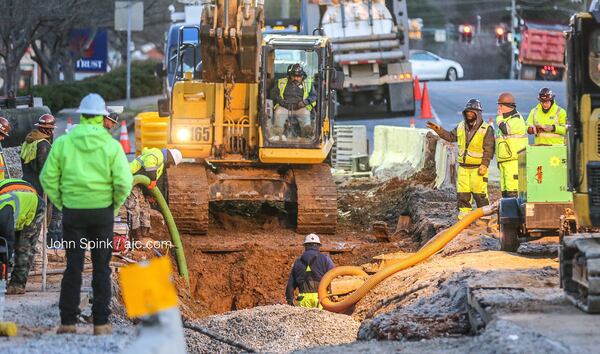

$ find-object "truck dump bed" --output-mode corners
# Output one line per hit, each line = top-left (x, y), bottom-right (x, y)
(518, 23), (566, 67)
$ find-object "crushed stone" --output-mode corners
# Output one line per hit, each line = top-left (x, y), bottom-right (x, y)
(185, 304), (360, 353)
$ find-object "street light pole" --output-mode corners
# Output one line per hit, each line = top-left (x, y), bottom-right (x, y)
(126, 2), (132, 109)
(510, 0), (518, 79)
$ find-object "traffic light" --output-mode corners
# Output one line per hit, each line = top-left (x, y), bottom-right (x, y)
(495, 25), (507, 45)
(459, 24), (473, 44)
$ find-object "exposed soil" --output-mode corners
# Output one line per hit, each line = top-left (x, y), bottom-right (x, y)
(147, 170), (460, 319)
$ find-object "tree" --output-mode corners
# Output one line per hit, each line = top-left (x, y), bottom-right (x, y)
(0, 0), (171, 91)
(0, 1), (49, 94)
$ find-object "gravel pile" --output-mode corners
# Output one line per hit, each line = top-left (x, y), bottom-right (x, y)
(4, 146), (23, 178)
(185, 305), (360, 353)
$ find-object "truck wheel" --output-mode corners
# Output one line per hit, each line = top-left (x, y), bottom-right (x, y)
(499, 222), (520, 252)
(446, 68), (458, 81)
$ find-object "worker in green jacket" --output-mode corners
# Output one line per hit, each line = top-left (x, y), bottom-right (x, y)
(0, 191), (45, 295)
(526, 88), (567, 145)
(40, 93), (133, 336)
(495, 92), (528, 198)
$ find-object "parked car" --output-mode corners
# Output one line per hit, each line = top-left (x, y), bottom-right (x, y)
(409, 50), (464, 81)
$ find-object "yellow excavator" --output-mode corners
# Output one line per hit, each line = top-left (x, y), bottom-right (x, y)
(560, 3), (600, 313)
(137, 0), (341, 235)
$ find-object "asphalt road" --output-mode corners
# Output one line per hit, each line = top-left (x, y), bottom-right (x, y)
(336, 79), (567, 152)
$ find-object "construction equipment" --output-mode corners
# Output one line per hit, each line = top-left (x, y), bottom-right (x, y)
(560, 3), (600, 313)
(138, 0), (340, 236)
(518, 22), (567, 81)
(497, 145), (573, 252)
(317, 0), (414, 114)
(0, 95), (50, 148)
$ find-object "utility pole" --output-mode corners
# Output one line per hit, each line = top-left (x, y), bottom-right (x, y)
(510, 0), (518, 79)
(126, 2), (132, 109)
(477, 15), (481, 34)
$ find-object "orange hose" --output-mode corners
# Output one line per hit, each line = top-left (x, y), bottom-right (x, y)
(318, 207), (488, 313)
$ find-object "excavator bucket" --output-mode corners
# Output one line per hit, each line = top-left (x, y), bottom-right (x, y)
(200, 0), (264, 83)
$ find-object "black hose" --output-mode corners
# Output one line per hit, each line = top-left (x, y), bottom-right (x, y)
(183, 321), (257, 353)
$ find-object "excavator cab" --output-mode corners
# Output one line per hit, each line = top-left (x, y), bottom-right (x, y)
(260, 35), (339, 157)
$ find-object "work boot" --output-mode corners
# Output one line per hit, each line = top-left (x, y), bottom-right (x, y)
(56, 325), (77, 334)
(6, 284), (25, 295)
(94, 324), (112, 336)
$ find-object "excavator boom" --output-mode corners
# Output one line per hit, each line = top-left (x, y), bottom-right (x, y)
(200, 0), (264, 83)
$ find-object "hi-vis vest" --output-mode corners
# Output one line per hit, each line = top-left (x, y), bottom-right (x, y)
(0, 191), (38, 231)
(277, 78), (316, 111)
(495, 113), (528, 163)
(457, 121), (490, 166)
(0, 153), (5, 180)
(528, 104), (566, 145)
(130, 148), (165, 181)
(20, 139), (50, 165)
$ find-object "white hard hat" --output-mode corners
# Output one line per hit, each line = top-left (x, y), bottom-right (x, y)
(303, 233), (321, 245)
(76, 93), (109, 116)
(168, 148), (183, 166)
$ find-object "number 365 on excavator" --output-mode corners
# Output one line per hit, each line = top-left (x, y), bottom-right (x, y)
(136, 0), (343, 235)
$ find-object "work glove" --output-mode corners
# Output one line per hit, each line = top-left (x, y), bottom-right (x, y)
(535, 124), (546, 133)
(148, 180), (157, 189)
(426, 121), (442, 132)
(498, 122), (508, 136)
(478, 165), (488, 176)
(527, 126), (536, 135)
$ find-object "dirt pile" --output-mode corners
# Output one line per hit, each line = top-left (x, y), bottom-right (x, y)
(338, 176), (457, 247)
(185, 305), (360, 353)
(348, 230), (559, 341)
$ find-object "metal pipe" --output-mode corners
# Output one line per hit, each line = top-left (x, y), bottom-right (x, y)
(332, 39), (400, 53)
(319, 204), (497, 312)
(330, 33), (400, 44)
(334, 50), (406, 63)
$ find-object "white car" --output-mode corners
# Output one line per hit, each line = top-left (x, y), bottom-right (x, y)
(409, 50), (464, 81)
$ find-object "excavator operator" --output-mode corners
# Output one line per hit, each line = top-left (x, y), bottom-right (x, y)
(270, 63), (317, 141)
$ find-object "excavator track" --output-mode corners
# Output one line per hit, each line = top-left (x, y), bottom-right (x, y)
(293, 163), (337, 235)
(168, 163), (210, 235)
(560, 235), (600, 313)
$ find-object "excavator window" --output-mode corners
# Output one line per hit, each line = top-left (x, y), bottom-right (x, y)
(266, 48), (321, 145)
(589, 29), (600, 87)
(176, 26), (201, 81)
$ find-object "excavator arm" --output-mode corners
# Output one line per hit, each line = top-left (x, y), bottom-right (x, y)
(200, 0), (264, 83)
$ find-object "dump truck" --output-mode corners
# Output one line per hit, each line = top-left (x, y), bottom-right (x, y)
(560, 5), (600, 313)
(137, 0), (341, 235)
(518, 22), (567, 81)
